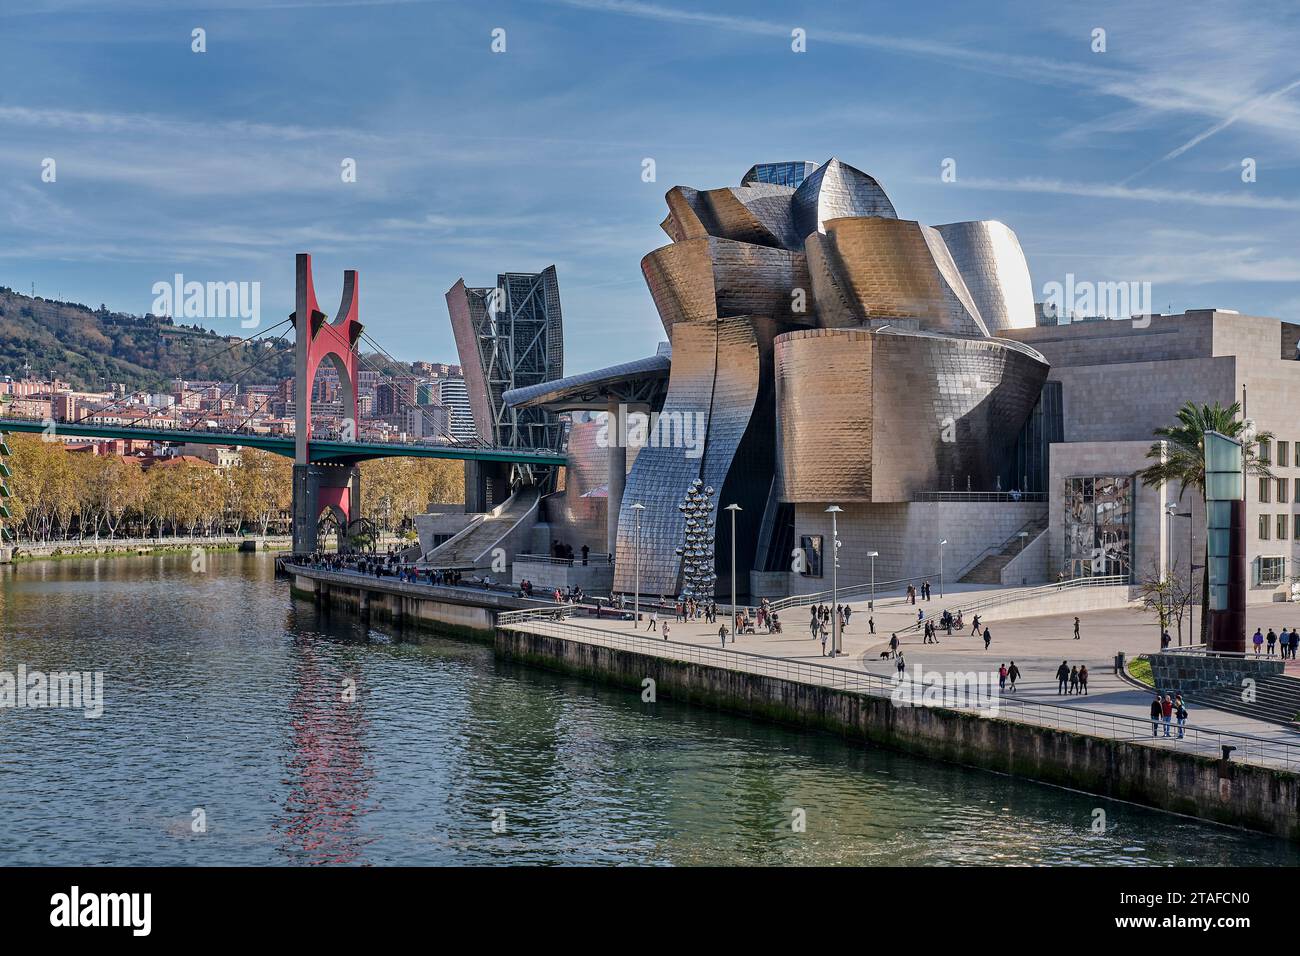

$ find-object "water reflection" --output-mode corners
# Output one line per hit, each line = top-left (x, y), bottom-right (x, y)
(276, 615), (375, 864)
(0, 552), (1294, 867)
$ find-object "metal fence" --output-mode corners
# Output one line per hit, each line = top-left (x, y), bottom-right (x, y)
(914, 491), (1047, 503)
(496, 609), (1300, 771)
(896, 574), (1131, 633)
(770, 573), (935, 612)
(515, 552), (614, 566)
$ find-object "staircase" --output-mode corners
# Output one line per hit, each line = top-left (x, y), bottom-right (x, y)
(1196, 673), (1300, 727)
(959, 514), (1048, 585)
(420, 488), (540, 569)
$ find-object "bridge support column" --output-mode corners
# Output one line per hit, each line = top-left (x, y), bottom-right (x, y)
(292, 462), (361, 553)
(464, 460), (511, 513)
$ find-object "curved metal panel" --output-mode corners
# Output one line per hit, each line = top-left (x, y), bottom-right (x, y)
(776, 328), (1048, 503)
(641, 237), (813, 335)
(612, 317), (766, 596)
(934, 220), (1036, 332)
(793, 157), (898, 240)
(543, 413), (609, 551)
(818, 218), (989, 338)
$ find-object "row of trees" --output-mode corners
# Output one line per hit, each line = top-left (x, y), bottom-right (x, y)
(0, 433), (463, 543)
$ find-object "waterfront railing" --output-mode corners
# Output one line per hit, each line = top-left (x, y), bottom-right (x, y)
(497, 609), (1300, 772)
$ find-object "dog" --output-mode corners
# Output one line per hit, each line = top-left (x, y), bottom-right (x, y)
(878, 651), (892, 660)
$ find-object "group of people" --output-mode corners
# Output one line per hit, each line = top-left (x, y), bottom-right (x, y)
(808, 602), (851, 655)
(674, 598), (718, 624)
(1150, 693), (1189, 738)
(904, 580), (934, 604)
(921, 608), (964, 644)
(1054, 660), (1089, 695)
(735, 599), (781, 635)
(549, 540), (592, 565)
(1252, 627), (1299, 658)
(303, 550), (476, 589)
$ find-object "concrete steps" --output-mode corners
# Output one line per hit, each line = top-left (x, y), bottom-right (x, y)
(421, 488), (539, 569)
(959, 514), (1048, 585)
(1197, 674), (1300, 728)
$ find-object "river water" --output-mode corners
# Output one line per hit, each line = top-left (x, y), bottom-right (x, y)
(0, 552), (1293, 866)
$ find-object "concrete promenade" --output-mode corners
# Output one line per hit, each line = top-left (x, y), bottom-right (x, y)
(524, 587), (1300, 769)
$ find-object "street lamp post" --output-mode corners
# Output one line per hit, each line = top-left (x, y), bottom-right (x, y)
(631, 502), (645, 628)
(939, 539), (947, 599)
(867, 551), (879, 615)
(724, 504), (742, 634)
(826, 505), (843, 656)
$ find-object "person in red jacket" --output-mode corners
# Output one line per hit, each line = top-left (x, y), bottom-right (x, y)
(1161, 694), (1174, 737)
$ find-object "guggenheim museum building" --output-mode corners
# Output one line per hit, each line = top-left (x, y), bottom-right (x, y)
(466, 158), (1300, 606)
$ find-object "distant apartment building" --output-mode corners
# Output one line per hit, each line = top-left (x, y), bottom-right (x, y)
(437, 377), (476, 442)
(51, 393), (78, 421)
(402, 403), (451, 439)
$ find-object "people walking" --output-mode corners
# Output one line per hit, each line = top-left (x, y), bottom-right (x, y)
(1078, 664), (1088, 695)
(719, 624), (728, 646)
(998, 663), (1008, 693)
(1161, 694), (1174, 737)
(1174, 693), (1187, 738)
(889, 633), (899, 658)
(649, 611), (658, 632)
(982, 626), (991, 650)
(970, 614), (981, 637)
(1267, 628), (1277, 657)
(1253, 628), (1264, 656)
(1068, 665), (1080, 695)
(1073, 616), (1081, 640)
(820, 622), (829, 656)
(662, 621), (670, 642)
(896, 652), (906, 678)
(1056, 660), (1070, 695)
(1150, 694), (1162, 737)
(1007, 660), (1020, 692)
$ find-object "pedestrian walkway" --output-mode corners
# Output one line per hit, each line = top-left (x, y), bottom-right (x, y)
(515, 593), (1300, 768)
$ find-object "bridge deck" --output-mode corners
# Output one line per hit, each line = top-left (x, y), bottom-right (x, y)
(0, 418), (565, 465)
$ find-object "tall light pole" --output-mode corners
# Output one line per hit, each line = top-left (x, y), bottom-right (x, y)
(724, 503), (741, 632)
(826, 505), (842, 656)
(631, 502), (645, 628)
(1167, 501), (1194, 646)
(939, 539), (947, 599)
(867, 550), (879, 614)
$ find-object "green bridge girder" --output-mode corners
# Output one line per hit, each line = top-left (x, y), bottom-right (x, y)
(0, 418), (566, 467)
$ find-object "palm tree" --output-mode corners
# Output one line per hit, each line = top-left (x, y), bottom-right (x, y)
(1139, 401), (1273, 643)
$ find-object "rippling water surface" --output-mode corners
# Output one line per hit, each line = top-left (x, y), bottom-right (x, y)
(0, 552), (1294, 866)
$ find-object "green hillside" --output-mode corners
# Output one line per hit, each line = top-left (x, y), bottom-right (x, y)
(0, 287), (413, 392)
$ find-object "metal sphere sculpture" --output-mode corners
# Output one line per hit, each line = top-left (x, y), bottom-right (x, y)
(674, 479), (717, 601)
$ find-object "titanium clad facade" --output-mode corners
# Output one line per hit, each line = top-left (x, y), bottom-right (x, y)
(612, 316), (774, 596)
(934, 221), (1036, 332)
(541, 412), (609, 553)
(641, 237), (813, 334)
(809, 218), (989, 337)
(792, 158), (897, 239)
(775, 328), (1049, 502)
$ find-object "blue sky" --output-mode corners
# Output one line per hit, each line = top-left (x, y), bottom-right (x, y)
(3, 0), (1300, 370)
